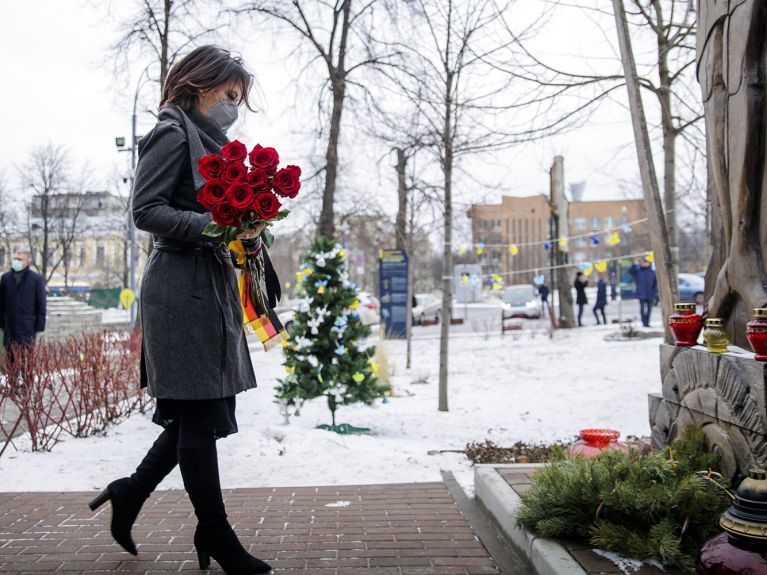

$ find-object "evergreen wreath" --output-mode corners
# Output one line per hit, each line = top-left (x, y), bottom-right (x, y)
(516, 426), (731, 571)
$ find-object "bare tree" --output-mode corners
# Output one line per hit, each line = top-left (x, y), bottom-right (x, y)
(19, 144), (91, 284)
(105, 0), (221, 98)
(0, 174), (18, 265)
(493, 0), (702, 265)
(233, 0), (399, 238)
(377, 0), (522, 411)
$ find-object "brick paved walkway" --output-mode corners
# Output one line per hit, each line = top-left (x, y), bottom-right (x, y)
(0, 482), (503, 574)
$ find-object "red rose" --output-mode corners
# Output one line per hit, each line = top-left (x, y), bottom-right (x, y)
(272, 165), (302, 198)
(248, 144), (280, 175)
(226, 183), (254, 211)
(252, 192), (282, 220)
(222, 162), (248, 184)
(211, 201), (240, 227)
(245, 167), (270, 191)
(198, 155), (225, 180)
(221, 140), (247, 163)
(196, 180), (227, 209)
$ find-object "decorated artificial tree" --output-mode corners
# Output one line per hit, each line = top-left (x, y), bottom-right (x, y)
(276, 236), (387, 432)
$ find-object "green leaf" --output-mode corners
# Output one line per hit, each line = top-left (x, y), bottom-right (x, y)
(270, 209), (291, 222)
(262, 228), (275, 248)
(202, 222), (226, 237)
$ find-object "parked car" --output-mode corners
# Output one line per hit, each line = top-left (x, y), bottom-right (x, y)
(501, 284), (540, 319)
(678, 273), (705, 305)
(413, 293), (442, 324)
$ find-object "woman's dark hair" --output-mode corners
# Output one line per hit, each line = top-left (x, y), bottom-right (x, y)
(161, 45), (254, 111)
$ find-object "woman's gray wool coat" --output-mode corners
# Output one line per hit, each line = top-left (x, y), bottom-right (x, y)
(132, 106), (257, 400)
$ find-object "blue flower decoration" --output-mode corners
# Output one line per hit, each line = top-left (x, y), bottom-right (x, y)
(622, 224), (632, 234)
(334, 345), (346, 356)
(334, 316), (348, 328)
(349, 310), (360, 319)
(590, 235), (600, 246)
(543, 242), (551, 251)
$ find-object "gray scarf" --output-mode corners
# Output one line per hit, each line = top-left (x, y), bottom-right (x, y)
(159, 105), (229, 191)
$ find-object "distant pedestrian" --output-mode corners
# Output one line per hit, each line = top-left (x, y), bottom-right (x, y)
(538, 283), (550, 316)
(629, 257), (657, 327)
(574, 271), (589, 327)
(0, 250), (47, 394)
(593, 274), (608, 325)
(609, 270), (618, 301)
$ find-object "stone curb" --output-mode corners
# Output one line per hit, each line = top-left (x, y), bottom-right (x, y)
(475, 464), (587, 575)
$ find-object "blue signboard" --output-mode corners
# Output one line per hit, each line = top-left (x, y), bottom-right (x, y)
(379, 249), (409, 338)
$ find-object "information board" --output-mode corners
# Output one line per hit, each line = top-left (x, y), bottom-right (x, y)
(378, 249), (409, 338)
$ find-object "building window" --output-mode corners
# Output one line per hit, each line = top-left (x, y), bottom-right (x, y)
(96, 246), (105, 268)
(574, 217), (586, 230)
(575, 237), (587, 247)
(493, 219), (501, 232)
(603, 216), (614, 229)
(621, 215), (630, 225)
(590, 216), (600, 230)
(574, 252), (587, 263)
(79, 248), (86, 267)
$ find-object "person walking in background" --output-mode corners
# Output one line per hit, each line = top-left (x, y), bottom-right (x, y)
(538, 282), (550, 317)
(593, 274), (608, 325)
(574, 271), (589, 327)
(0, 250), (46, 395)
(629, 257), (657, 328)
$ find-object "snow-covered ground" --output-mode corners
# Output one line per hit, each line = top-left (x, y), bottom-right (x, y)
(0, 304), (662, 495)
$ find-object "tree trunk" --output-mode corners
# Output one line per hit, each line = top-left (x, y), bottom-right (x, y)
(395, 148), (407, 251)
(160, 0), (171, 96)
(654, 1), (678, 268)
(613, 0), (678, 341)
(318, 0), (352, 239)
(438, 71), (454, 413)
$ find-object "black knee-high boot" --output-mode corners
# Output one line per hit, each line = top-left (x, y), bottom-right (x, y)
(178, 443), (272, 574)
(89, 426), (179, 555)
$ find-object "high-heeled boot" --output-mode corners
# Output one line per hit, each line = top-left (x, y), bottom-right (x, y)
(178, 444), (272, 574)
(89, 426), (179, 555)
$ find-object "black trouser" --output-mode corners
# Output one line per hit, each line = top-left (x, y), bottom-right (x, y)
(593, 304), (606, 324)
(577, 304), (585, 326)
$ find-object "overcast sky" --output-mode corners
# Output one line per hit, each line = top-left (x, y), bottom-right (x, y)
(0, 1), (697, 241)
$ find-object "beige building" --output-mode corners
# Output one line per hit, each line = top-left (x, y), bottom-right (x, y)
(467, 195), (649, 283)
(1, 191), (149, 289)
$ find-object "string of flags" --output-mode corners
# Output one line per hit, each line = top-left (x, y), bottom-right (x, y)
(466, 250), (655, 282)
(455, 211), (664, 256)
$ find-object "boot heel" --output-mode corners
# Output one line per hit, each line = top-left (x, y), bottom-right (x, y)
(196, 547), (211, 569)
(88, 488), (111, 511)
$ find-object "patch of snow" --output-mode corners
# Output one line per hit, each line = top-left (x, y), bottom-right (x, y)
(592, 548), (666, 574)
(0, 322), (662, 495)
(324, 500), (352, 508)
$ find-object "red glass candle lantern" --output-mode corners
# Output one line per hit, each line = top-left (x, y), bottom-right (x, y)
(668, 303), (704, 347)
(696, 468), (767, 574)
(568, 429), (628, 458)
(746, 308), (767, 361)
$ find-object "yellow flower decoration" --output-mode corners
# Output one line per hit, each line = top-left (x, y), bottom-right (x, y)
(317, 285), (326, 295)
(338, 249), (346, 259)
(352, 372), (365, 383)
(458, 246), (467, 255)
(595, 260), (608, 273)
(558, 236), (568, 248)
(509, 244), (519, 256)
(370, 361), (380, 374)
(350, 299), (360, 310)
(285, 365), (295, 374)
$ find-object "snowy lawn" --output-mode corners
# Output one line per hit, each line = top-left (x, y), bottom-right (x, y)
(0, 318), (662, 494)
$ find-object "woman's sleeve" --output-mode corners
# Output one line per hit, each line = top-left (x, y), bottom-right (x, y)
(132, 120), (211, 241)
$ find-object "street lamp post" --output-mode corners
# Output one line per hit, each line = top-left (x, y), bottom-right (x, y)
(116, 66), (151, 330)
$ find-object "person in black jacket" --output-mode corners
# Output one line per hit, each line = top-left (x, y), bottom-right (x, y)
(88, 47), (272, 574)
(593, 275), (608, 325)
(574, 271), (589, 327)
(0, 250), (47, 393)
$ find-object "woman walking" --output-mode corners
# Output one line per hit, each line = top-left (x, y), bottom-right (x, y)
(89, 46), (272, 574)
(574, 271), (589, 327)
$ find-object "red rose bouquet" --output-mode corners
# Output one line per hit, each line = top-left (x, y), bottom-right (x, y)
(197, 140), (302, 350)
(197, 140), (301, 248)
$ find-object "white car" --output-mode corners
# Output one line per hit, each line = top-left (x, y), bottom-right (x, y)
(501, 284), (541, 319)
(413, 293), (442, 324)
